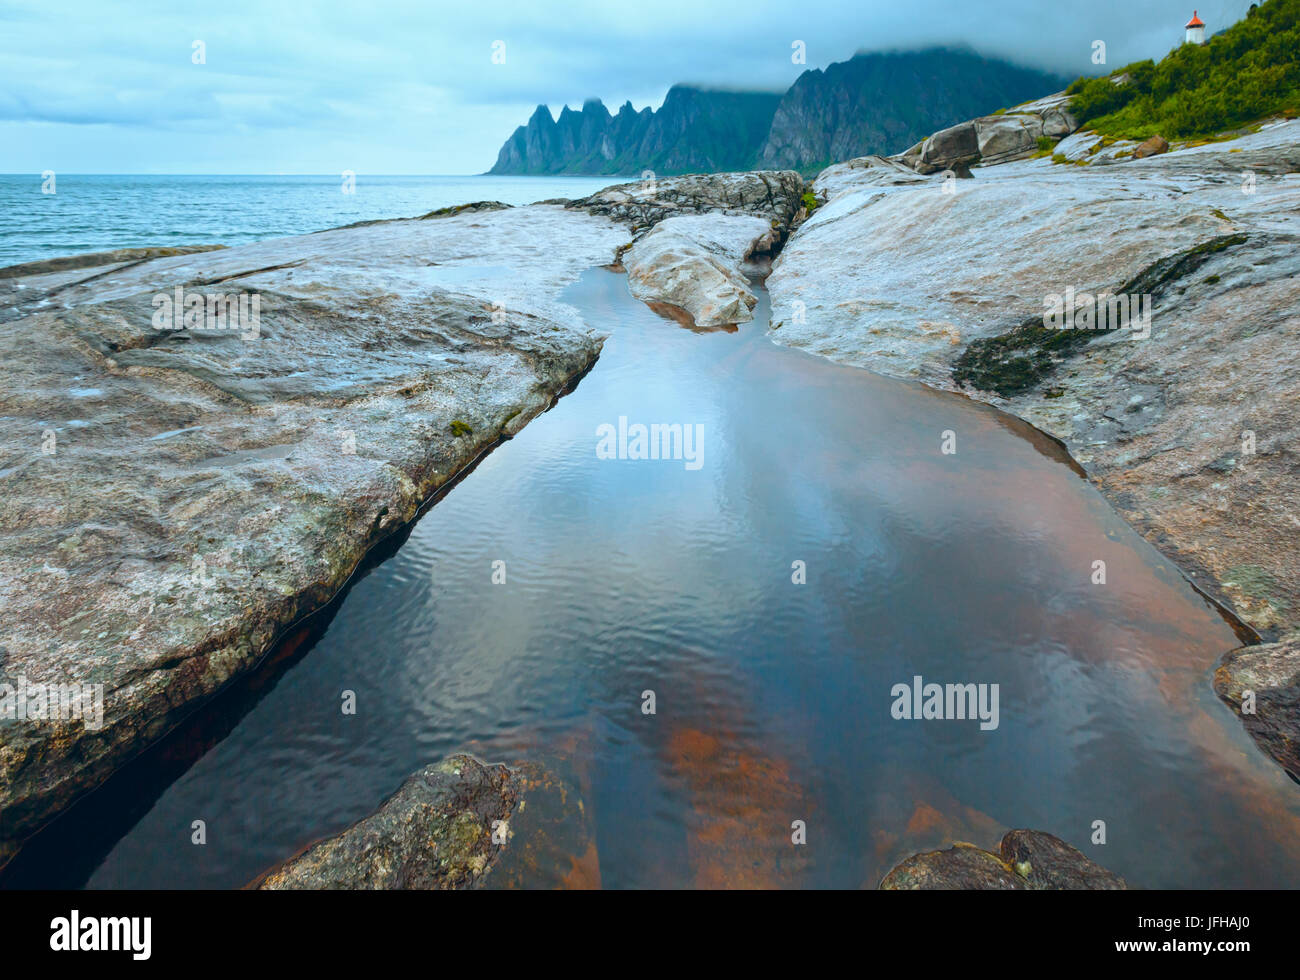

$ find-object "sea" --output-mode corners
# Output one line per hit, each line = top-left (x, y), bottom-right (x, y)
(0, 173), (625, 269)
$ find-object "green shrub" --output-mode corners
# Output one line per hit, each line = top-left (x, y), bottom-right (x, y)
(1065, 0), (1300, 139)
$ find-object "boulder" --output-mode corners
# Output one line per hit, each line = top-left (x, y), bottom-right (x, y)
(1041, 104), (1080, 138)
(999, 829), (1127, 889)
(897, 91), (1081, 173)
(880, 830), (1126, 889)
(1135, 134), (1171, 158)
(623, 213), (773, 327)
(974, 114), (1041, 166)
(576, 172), (807, 328)
(916, 121), (980, 175)
(1214, 635), (1300, 783)
(881, 841), (1027, 889)
(257, 756), (518, 889)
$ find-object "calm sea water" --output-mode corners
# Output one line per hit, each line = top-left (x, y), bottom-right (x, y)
(0, 173), (623, 268)
(5, 264), (1297, 889)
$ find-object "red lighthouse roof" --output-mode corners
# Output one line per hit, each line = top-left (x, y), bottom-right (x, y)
(1186, 10), (1204, 27)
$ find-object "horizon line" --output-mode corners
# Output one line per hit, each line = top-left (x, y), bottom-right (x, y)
(0, 172), (625, 178)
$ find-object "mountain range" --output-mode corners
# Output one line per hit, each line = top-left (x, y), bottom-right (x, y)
(488, 47), (1067, 176)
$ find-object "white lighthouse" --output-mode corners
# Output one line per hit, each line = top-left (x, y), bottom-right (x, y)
(1186, 10), (1206, 44)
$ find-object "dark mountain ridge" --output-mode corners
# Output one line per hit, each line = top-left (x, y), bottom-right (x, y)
(489, 87), (782, 176)
(488, 47), (1067, 176)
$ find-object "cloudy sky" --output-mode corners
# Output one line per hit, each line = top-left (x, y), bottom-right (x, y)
(1, 0), (1255, 174)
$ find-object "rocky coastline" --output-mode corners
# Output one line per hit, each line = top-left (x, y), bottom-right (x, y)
(0, 173), (804, 868)
(2, 87), (1296, 882)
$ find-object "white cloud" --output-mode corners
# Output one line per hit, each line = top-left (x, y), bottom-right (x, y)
(0, 0), (1259, 174)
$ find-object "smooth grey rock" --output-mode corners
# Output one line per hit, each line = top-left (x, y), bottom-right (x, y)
(0, 245), (226, 281)
(974, 114), (1040, 165)
(624, 213), (773, 327)
(917, 121), (980, 174)
(0, 204), (627, 867)
(813, 155), (930, 199)
(573, 172), (805, 327)
(770, 119), (1300, 644)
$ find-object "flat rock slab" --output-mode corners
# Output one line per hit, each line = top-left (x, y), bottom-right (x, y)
(770, 124), (1300, 644)
(880, 829), (1126, 889)
(1215, 635), (1300, 783)
(0, 204), (628, 866)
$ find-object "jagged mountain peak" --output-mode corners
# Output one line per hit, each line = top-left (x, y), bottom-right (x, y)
(488, 47), (1066, 176)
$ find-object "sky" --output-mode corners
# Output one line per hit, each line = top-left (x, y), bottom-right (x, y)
(0, 0), (1259, 174)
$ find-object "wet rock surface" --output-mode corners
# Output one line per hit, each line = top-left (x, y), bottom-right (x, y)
(255, 751), (601, 890)
(257, 755), (518, 889)
(880, 829), (1126, 889)
(0, 204), (628, 866)
(998, 829), (1128, 889)
(482, 757), (602, 889)
(769, 119), (1300, 647)
(813, 155), (930, 198)
(881, 841), (1028, 889)
(1215, 634), (1300, 783)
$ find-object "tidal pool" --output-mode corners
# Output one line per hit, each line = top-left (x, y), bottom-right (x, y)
(6, 268), (1297, 889)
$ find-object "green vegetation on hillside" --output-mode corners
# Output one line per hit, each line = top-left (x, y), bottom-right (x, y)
(1066, 0), (1300, 139)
